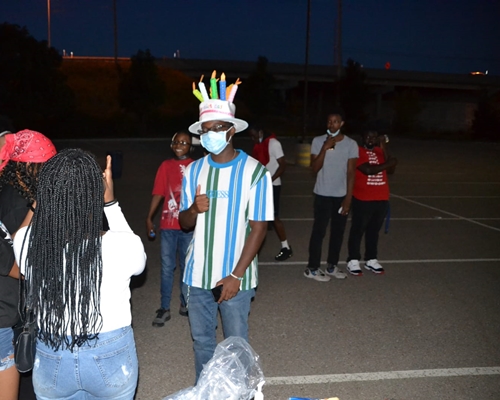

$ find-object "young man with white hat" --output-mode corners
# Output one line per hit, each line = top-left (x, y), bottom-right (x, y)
(179, 76), (274, 382)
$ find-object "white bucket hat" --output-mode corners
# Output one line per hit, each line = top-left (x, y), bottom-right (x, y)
(188, 99), (248, 134)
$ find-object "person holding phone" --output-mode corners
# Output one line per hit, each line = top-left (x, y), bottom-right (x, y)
(304, 109), (359, 282)
(13, 149), (146, 400)
(179, 84), (274, 383)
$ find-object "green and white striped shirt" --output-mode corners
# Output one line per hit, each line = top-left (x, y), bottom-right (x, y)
(181, 151), (274, 290)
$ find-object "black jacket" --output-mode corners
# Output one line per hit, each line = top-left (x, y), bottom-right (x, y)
(0, 184), (29, 327)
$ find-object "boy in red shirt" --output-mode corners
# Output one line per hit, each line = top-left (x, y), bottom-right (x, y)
(146, 131), (194, 326)
(346, 130), (398, 276)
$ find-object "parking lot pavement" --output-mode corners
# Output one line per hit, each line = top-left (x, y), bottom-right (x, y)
(22, 136), (500, 400)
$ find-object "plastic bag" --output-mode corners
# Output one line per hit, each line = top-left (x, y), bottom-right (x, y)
(164, 336), (265, 400)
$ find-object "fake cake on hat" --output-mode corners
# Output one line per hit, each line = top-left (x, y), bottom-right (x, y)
(188, 71), (248, 134)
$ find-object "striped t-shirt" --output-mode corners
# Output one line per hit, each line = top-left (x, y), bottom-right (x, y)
(180, 150), (274, 290)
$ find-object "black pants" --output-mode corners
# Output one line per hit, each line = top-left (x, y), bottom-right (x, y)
(347, 197), (389, 262)
(308, 194), (347, 270)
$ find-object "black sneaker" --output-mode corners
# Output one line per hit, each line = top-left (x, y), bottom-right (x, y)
(152, 308), (171, 327)
(275, 246), (293, 261)
(179, 305), (188, 317)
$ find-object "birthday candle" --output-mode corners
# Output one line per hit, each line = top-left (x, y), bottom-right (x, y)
(192, 82), (204, 102)
(225, 84), (233, 101)
(219, 73), (227, 100)
(227, 78), (241, 103)
(198, 75), (209, 101)
(210, 70), (218, 99)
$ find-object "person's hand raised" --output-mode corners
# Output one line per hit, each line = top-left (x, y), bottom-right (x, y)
(193, 184), (209, 214)
(103, 155), (115, 203)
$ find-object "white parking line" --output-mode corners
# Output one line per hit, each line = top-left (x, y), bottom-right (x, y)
(265, 366), (500, 385)
(402, 195), (500, 199)
(280, 217), (500, 221)
(391, 194), (500, 233)
(259, 258), (500, 266)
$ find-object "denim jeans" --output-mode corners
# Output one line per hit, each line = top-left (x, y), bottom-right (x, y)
(307, 194), (348, 269)
(0, 327), (15, 371)
(347, 198), (389, 262)
(182, 284), (255, 383)
(33, 326), (138, 400)
(160, 229), (193, 310)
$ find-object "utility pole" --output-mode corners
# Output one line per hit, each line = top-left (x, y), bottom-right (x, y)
(335, 0), (342, 104)
(47, 0), (51, 48)
(113, 0), (119, 64)
(302, 0), (311, 143)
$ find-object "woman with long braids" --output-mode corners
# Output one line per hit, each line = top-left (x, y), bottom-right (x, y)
(0, 128), (56, 400)
(14, 149), (146, 400)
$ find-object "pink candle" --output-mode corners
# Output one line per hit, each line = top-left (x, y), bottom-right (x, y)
(227, 78), (241, 103)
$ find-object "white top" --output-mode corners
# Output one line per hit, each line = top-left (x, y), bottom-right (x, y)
(181, 151), (274, 290)
(14, 202), (146, 334)
(266, 138), (285, 186)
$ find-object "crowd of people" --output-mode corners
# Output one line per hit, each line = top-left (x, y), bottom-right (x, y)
(0, 72), (397, 398)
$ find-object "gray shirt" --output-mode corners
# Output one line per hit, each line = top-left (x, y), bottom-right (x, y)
(311, 134), (359, 197)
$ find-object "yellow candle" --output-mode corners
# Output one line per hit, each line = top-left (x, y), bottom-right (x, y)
(226, 84), (233, 101)
(192, 82), (204, 102)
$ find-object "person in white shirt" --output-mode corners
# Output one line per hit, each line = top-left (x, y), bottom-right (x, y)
(14, 149), (146, 400)
(248, 125), (293, 261)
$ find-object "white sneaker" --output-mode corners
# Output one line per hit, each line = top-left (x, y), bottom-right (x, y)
(304, 268), (331, 282)
(325, 265), (347, 279)
(346, 260), (363, 276)
(365, 259), (385, 274)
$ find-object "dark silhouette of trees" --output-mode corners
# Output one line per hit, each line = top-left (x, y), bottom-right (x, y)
(243, 56), (276, 117)
(471, 91), (500, 141)
(0, 23), (74, 130)
(118, 49), (166, 131)
(339, 59), (369, 124)
(392, 89), (423, 135)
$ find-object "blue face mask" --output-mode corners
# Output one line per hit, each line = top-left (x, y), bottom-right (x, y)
(200, 128), (231, 155)
(327, 129), (340, 137)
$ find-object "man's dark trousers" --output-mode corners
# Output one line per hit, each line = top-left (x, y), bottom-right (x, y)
(347, 197), (388, 262)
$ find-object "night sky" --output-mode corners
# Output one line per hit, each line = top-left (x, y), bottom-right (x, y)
(3, 0), (499, 75)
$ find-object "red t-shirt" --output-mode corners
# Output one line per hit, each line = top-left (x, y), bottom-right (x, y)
(152, 158), (193, 230)
(353, 147), (389, 201)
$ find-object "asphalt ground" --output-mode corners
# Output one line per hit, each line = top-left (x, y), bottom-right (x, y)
(19, 136), (500, 400)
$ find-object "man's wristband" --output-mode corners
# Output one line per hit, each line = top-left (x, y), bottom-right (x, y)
(230, 273), (243, 281)
(104, 199), (118, 207)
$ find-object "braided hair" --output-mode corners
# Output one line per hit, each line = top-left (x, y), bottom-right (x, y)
(0, 161), (43, 202)
(21, 149), (104, 351)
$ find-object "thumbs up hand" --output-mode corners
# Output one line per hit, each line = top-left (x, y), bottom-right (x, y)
(193, 184), (209, 214)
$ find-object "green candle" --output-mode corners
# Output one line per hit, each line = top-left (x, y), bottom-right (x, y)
(210, 70), (218, 99)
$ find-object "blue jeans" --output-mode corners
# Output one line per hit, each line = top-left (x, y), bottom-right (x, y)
(160, 229), (193, 310)
(182, 284), (255, 383)
(0, 327), (15, 371)
(33, 326), (138, 400)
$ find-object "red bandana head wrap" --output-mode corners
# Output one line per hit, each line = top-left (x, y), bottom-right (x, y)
(0, 129), (57, 171)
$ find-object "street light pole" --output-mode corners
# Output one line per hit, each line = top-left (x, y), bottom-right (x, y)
(302, 0), (311, 143)
(113, 0), (118, 64)
(47, 0), (51, 48)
